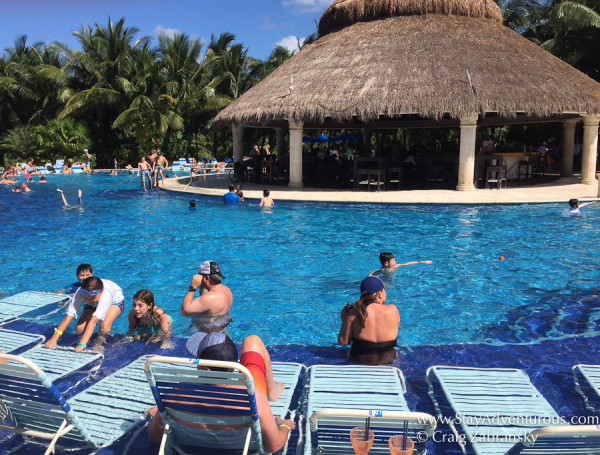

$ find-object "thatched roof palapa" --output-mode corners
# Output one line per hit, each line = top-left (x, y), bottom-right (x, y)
(214, 0), (600, 129)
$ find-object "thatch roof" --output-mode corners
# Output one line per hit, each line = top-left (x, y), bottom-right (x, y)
(214, 2), (600, 129)
(318, 0), (503, 36)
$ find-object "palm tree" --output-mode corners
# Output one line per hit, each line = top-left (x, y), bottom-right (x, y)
(59, 17), (150, 164)
(542, 0), (600, 80)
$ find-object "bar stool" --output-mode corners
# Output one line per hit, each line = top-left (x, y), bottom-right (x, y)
(518, 160), (532, 183)
(388, 167), (403, 189)
(486, 165), (506, 189)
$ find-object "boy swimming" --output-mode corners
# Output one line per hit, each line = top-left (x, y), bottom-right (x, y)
(569, 198), (597, 215)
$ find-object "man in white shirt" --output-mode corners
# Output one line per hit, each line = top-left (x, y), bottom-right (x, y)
(45, 276), (125, 352)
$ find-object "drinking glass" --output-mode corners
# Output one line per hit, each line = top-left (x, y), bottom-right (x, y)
(389, 435), (414, 455)
(350, 427), (375, 454)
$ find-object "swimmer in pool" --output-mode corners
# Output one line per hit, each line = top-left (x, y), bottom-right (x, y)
(57, 188), (82, 209)
(125, 289), (173, 349)
(338, 276), (399, 365)
(370, 252), (433, 276)
(569, 198), (597, 215)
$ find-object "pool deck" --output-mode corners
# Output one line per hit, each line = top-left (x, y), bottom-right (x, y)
(162, 173), (599, 204)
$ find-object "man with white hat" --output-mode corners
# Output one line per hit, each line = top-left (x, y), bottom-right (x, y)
(181, 260), (233, 330)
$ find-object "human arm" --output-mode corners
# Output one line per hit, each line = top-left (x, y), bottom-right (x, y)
(579, 202), (597, 210)
(337, 305), (355, 345)
(44, 315), (74, 349)
(256, 391), (296, 453)
(397, 260), (433, 267)
(260, 198), (265, 207)
(76, 315), (100, 352)
(180, 275), (204, 316)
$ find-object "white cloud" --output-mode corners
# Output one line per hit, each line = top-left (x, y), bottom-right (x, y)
(153, 25), (181, 39)
(281, 0), (330, 14)
(276, 35), (305, 53)
(261, 16), (277, 30)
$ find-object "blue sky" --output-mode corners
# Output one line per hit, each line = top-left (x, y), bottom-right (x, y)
(0, 0), (332, 60)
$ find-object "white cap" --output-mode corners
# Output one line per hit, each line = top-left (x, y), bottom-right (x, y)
(84, 149), (88, 152)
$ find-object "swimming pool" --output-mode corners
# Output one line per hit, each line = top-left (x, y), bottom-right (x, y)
(2, 173), (600, 455)
(1, 173), (599, 348)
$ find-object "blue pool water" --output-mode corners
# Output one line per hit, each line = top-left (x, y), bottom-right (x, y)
(1, 174), (599, 347)
(2, 173), (600, 455)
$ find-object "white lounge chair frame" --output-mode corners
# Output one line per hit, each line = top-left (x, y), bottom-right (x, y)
(0, 292), (68, 325)
(574, 364), (600, 413)
(0, 353), (154, 454)
(145, 356), (305, 455)
(304, 364), (437, 454)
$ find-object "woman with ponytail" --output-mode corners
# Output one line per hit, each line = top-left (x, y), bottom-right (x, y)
(337, 276), (400, 364)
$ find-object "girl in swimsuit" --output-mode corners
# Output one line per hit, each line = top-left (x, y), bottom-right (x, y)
(125, 289), (173, 348)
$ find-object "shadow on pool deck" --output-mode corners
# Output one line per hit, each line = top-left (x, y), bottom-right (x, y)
(162, 173), (599, 205)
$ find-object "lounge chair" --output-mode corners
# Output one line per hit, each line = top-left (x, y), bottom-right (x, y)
(0, 353), (154, 454)
(304, 365), (437, 454)
(573, 364), (600, 413)
(0, 291), (68, 325)
(144, 355), (306, 455)
(0, 328), (44, 353)
(426, 365), (600, 454)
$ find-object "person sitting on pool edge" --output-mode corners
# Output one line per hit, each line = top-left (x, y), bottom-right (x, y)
(45, 276), (125, 353)
(181, 260), (233, 333)
(370, 252), (433, 276)
(147, 332), (293, 453)
(569, 198), (597, 215)
(338, 276), (399, 365)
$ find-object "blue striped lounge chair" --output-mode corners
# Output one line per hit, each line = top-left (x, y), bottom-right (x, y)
(0, 353), (154, 454)
(0, 329), (45, 353)
(0, 292), (68, 325)
(426, 365), (600, 455)
(144, 355), (306, 455)
(304, 365), (437, 454)
(574, 364), (600, 413)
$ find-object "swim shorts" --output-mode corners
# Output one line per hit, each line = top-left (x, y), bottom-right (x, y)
(240, 351), (267, 396)
(112, 300), (125, 312)
(83, 304), (96, 311)
(142, 170), (150, 176)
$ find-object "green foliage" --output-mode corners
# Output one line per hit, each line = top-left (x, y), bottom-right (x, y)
(162, 130), (190, 159)
(0, 125), (39, 166)
(35, 118), (90, 162)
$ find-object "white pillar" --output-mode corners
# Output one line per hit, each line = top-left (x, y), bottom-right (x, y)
(581, 114), (600, 185)
(232, 124), (244, 163)
(561, 119), (579, 178)
(275, 127), (286, 158)
(456, 114), (478, 191)
(288, 121), (304, 189)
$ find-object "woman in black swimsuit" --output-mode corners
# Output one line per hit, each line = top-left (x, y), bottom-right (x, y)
(338, 276), (400, 365)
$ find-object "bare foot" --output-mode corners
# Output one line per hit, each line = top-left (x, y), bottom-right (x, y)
(78, 189), (82, 198)
(268, 381), (286, 402)
(56, 189), (63, 193)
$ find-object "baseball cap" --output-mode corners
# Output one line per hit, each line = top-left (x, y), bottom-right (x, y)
(84, 149), (88, 152)
(186, 331), (238, 362)
(360, 276), (384, 296)
(199, 260), (225, 282)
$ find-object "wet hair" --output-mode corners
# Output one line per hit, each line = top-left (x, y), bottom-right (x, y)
(352, 292), (380, 329)
(228, 184), (235, 192)
(189, 200), (197, 207)
(569, 199), (579, 208)
(76, 264), (93, 275)
(379, 252), (395, 266)
(133, 289), (153, 319)
(40, 176), (46, 180)
(82, 276), (103, 291)
(263, 188), (270, 197)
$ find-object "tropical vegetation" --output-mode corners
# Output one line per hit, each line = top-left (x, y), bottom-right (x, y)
(0, 4), (598, 167)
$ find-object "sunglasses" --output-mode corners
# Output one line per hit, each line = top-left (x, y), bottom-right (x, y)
(80, 288), (101, 297)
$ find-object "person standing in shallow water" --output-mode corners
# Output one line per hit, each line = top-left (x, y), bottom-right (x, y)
(181, 261), (233, 332)
(338, 276), (399, 365)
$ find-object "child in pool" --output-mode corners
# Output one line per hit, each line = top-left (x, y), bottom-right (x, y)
(57, 263), (93, 295)
(125, 289), (173, 349)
